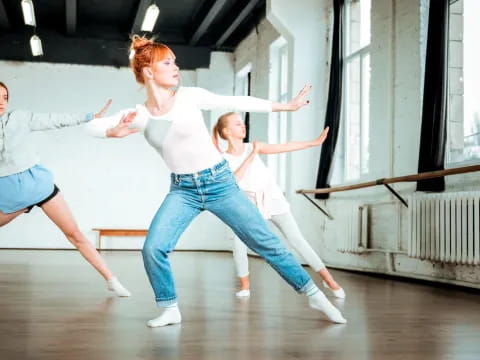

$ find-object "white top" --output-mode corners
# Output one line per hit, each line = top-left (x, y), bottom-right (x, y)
(223, 143), (290, 219)
(85, 87), (272, 174)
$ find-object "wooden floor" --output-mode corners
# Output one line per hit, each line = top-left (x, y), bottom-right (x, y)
(0, 250), (479, 360)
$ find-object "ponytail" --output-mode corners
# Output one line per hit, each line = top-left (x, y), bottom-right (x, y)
(212, 112), (236, 152)
(212, 112), (237, 153)
(212, 123), (222, 152)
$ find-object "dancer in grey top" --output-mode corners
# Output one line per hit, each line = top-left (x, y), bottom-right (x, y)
(0, 81), (131, 297)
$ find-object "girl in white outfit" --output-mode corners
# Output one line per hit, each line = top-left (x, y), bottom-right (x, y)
(213, 112), (345, 299)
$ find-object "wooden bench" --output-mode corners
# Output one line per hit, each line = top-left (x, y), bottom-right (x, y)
(93, 228), (148, 250)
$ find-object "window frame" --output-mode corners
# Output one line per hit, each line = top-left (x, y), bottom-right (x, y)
(338, 0), (371, 183)
(268, 36), (289, 192)
(446, 0), (480, 167)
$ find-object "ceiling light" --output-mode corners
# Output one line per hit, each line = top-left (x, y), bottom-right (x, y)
(30, 35), (43, 56)
(141, 4), (160, 32)
(21, 0), (36, 26)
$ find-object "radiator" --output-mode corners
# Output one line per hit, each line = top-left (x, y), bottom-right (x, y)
(408, 192), (480, 265)
(339, 205), (367, 254)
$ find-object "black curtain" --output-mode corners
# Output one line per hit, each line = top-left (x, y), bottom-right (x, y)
(417, 0), (449, 191)
(315, 0), (345, 199)
(244, 72), (252, 143)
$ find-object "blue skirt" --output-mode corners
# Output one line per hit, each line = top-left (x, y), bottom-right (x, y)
(0, 164), (55, 214)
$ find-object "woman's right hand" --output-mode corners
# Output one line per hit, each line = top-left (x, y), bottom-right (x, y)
(287, 84), (312, 111)
(106, 112), (139, 138)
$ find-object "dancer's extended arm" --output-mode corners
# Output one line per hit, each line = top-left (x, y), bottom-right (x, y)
(232, 127), (328, 181)
(194, 85), (312, 113)
(256, 127), (329, 155)
(28, 100), (113, 131)
(85, 110), (143, 138)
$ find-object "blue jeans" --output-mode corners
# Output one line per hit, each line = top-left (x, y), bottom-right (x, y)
(142, 159), (316, 307)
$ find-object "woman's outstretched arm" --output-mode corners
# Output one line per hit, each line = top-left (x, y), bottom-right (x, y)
(29, 100), (113, 131)
(85, 110), (142, 138)
(194, 84), (312, 114)
(256, 127), (329, 155)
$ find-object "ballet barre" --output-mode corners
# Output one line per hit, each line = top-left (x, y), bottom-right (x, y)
(92, 228), (148, 250)
(297, 164), (480, 219)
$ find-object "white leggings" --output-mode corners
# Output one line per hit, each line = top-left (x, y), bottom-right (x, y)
(232, 211), (326, 278)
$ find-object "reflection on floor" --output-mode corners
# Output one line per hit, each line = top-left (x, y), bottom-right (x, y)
(0, 250), (479, 360)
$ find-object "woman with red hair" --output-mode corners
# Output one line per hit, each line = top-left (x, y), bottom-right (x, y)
(86, 35), (347, 327)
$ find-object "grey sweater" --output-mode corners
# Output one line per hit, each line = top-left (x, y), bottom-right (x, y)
(0, 110), (93, 177)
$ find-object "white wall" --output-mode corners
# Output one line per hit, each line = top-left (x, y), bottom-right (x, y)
(233, 19), (280, 143)
(226, 0), (480, 288)
(267, 0), (331, 200)
(0, 55), (235, 250)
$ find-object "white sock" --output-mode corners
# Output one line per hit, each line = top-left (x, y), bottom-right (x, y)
(107, 277), (131, 297)
(323, 281), (346, 299)
(147, 304), (182, 328)
(308, 290), (347, 324)
(235, 289), (251, 297)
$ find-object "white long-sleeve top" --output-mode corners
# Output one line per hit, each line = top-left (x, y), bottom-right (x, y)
(86, 87), (272, 174)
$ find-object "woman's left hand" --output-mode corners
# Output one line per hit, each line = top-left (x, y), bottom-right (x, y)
(287, 84), (312, 111)
(312, 126), (330, 146)
(252, 140), (262, 154)
(94, 99), (113, 118)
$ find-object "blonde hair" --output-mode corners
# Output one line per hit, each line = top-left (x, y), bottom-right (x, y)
(129, 35), (176, 84)
(212, 112), (237, 152)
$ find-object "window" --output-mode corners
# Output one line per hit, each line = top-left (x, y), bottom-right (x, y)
(447, 0), (480, 163)
(339, 0), (371, 182)
(235, 64), (251, 97)
(268, 37), (288, 191)
(235, 63), (252, 141)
